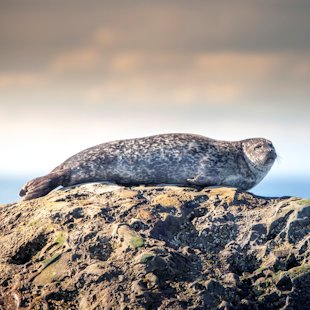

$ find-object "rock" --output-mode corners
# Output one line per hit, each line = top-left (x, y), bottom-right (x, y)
(0, 183), (309, 309)
(276, 275), (293, 291)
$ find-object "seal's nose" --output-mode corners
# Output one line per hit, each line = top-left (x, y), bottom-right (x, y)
(266, 150), (277, 164)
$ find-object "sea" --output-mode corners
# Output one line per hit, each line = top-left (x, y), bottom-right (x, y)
(0, 176), (309, 205)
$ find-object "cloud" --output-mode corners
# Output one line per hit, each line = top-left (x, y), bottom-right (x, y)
(194, 53), (281, 79)
(1, 43), (308, 108)
(92, 28), (121, 48)
(1, 1), (309, 105)
(0, 73), (46, 89)
(76, 48), (304, 106)
(49, 48), (101, 72)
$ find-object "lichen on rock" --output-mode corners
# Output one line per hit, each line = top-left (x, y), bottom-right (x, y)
(0, 183), (309, 309)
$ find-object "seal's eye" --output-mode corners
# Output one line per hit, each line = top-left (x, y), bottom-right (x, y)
(254, 143), (263, 150)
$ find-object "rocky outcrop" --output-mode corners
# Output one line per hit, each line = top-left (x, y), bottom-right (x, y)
(0, 184), (309, 309)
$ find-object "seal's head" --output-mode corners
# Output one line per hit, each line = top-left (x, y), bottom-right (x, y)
(242, 138), (277, 173)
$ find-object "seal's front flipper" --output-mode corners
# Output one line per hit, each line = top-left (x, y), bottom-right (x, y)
(187, 174), (221, 186)
(19, 169), (69, 201)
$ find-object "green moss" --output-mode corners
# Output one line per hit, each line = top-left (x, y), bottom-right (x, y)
(43, 252), (62, 268)
(139, 253), (154, 263)
(34, 253), (68, 285)
(27, 219), (40, 227)
(297, 199), (310, 206)
(130, 236), (145, 248)
(54, 232), (66, 246)
(255, 265), (269, 274)
(43, 224), (56, 233)
(263, 278), (273, 287)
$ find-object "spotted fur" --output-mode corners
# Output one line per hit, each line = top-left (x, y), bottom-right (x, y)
(20, 133), (277, 200)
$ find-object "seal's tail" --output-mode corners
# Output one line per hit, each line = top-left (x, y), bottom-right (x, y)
(19, 170), (67, 201)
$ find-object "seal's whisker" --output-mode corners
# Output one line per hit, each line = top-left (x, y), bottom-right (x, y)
(276, 154), (282, 164)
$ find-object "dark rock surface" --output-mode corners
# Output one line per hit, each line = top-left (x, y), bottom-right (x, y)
(0, 184), (309, 309)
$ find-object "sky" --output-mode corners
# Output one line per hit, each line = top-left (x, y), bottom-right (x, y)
(0, 1), (310, 198)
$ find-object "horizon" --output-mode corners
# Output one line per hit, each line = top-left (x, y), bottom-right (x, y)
(1, 174), (309, 205)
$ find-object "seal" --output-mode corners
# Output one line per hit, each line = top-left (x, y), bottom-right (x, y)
(19, 133), (277, 200)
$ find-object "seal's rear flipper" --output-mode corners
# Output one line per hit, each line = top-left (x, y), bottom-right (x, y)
(19, 170), (68, 201)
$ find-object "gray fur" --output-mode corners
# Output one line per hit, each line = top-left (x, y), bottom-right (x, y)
(20, 133), (277, 200)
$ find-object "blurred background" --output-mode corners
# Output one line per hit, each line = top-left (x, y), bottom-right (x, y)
(1, 0), (309, 203)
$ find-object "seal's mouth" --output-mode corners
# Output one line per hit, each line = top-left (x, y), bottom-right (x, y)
(265, 152), (277, 165)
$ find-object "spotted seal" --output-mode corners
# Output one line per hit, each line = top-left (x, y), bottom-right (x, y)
(19, 133), (277, 200)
